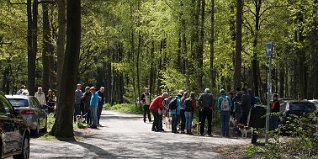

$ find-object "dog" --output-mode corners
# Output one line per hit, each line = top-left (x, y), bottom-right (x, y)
(192, 122), (201, 135)
(163, 116), (171, 129)
(237, 124), (251, 138)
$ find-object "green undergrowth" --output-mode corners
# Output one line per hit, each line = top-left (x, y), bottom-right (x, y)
(105, 103), (143, 114)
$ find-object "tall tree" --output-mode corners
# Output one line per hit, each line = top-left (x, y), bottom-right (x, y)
(56, 0), (66, 91)
(42, 2), (52, 94)
(234, 0), (243, 89)
(53, 0), (81, 138)
(209, 0), (215, 89)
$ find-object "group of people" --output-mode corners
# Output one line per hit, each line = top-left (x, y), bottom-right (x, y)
(74, 84), (105, 128)
(141, 87), (263, 138)
(17, 85), (57, 113)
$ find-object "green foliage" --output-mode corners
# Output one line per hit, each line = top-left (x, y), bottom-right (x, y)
(160, 68), (187, 93)
(248, 110), (318, 158)
(106, 103), (143, 114)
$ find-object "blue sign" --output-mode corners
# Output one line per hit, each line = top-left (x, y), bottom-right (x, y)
(266, 42), (273, 58)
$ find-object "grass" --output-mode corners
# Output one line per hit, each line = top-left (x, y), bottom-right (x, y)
(36, 113), (89, 140)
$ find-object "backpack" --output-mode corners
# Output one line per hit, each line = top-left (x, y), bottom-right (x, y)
(168, 98), (177, 110)
(184, 98), (192, 111)
(221, 97), (230, 111)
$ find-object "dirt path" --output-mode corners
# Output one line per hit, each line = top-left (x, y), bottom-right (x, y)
(28, 111), (250, 159)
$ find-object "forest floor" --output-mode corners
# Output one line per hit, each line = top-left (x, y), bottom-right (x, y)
(24, 111), (250, 159)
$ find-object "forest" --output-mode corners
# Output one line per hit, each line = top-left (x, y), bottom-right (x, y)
(0, 0), (317, 105)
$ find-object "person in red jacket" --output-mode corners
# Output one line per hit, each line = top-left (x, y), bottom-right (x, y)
(271, 94), (280, 130)
(149, 92), (169, 132)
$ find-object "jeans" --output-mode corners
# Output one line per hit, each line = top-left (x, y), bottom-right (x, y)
(171, 114), (179, 133)
(151, 110), (159, 131)
(143, 105), (151, 122)
(201, 108), (212, 135)
(97, 102), (104, 124)
(90, 106), (98, 127)
(185, 111), (193, 130)
(221, 111), (231, 137)
(74, 104), (81, 122)
(240, 112), (249, 125)
(180, 110), (186, 131)
(86, 109), (91, 125)
(271, 115), (280, 130)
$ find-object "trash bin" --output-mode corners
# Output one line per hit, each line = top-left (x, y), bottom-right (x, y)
(248, 105), (266, 128)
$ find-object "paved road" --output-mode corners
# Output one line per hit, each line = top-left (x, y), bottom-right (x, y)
(28, 111), (249, 159)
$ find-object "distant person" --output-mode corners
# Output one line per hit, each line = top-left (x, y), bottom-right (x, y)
(34, 87), (46, 105)
(46, 89), (56, 113)
(74, 84), (83, 122)
(271, 94), (280, 130)
(240, 88), (251, 125)
(82, 86), (92, 125)
(198, 88), (214, 136)
(140, 88), (152, 123)
(149, 92), (169, 132)
(97, 87), (105, 126)
(184, 92), (196, 135)
(179, 92), (188, 134)
(90, 87), (99, 128)
(232, 87), (242, 123)
(217, 89), (233, 138)
(169, 91), (182, 133)
(17, 85), (26, 95)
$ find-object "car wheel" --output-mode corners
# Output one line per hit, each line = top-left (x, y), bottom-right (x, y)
(32, 121), (40, 137)
(13, 136), (30, 159)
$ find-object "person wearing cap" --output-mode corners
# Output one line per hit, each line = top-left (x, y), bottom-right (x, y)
(74, 84), (83, 122)
(198, 88), (214, 136)
(217, 89), (233, 138)
(149, 92), (169, 132)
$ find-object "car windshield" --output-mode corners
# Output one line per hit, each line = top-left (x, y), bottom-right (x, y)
(7, 99), (29, 107)
(289, 102), (316, 112)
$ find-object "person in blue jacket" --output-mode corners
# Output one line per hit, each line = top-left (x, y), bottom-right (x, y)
(90, 87), (99, 128)
(169, 91), (182, 133)
(217, 89), (233, 138)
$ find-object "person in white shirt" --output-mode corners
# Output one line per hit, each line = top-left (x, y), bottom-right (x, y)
(34, 87), (46, 105)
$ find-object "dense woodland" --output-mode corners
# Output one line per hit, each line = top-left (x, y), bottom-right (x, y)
(1, 0), (318, 104)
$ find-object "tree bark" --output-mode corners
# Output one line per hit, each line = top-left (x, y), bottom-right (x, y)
(42, 3), (51, 94)
(56, 0), (66, 91)
(234, 0), (243, 90)
(27, 0), (38, 96)
(53, 0), (81, 138)
(209, 0), (215, 89)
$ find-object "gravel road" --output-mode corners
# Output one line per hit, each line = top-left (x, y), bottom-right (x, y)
(27, 111), (249, 159)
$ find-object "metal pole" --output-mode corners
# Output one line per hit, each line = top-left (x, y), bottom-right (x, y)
(265, 57), (272, 144)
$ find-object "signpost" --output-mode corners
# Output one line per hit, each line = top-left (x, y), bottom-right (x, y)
(265, 42), (273, 144)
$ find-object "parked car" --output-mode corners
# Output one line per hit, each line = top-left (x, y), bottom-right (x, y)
(5, 95), (48, 136)
(0, 93), (30, 159)
(279, 100), (317, 134)
(308, 99), (318, 108)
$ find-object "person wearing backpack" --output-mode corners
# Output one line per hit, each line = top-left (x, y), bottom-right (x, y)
(217, 89), (233, 138)
(185, 92), (196, 135)
(149, 92), (169, 132)
(169, 91), (182, 133)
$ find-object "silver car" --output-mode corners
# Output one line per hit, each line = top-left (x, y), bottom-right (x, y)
(308, 99), (318, 108)
(5, 95), (47, 136)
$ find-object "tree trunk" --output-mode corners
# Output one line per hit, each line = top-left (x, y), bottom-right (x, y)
(149, 41), (155, 95)
(234, 0), (243, 89)
(56, 0), (66, 91)
(209, 0), (215, 89)
(27, 0), (38, 96)
(53, 0), (81, 138)
(42, 3), (51, 94)
(311, 0), (318, 98)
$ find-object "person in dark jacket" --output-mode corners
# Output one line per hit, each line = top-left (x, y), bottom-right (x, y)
(240, 88), (251, 125)
(82, 86), (92, 125)
(140, 88), (152, 123)
(198, 88), (214, 136)
(271, 93), (280, 130)
(232, 87), (242, 123)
